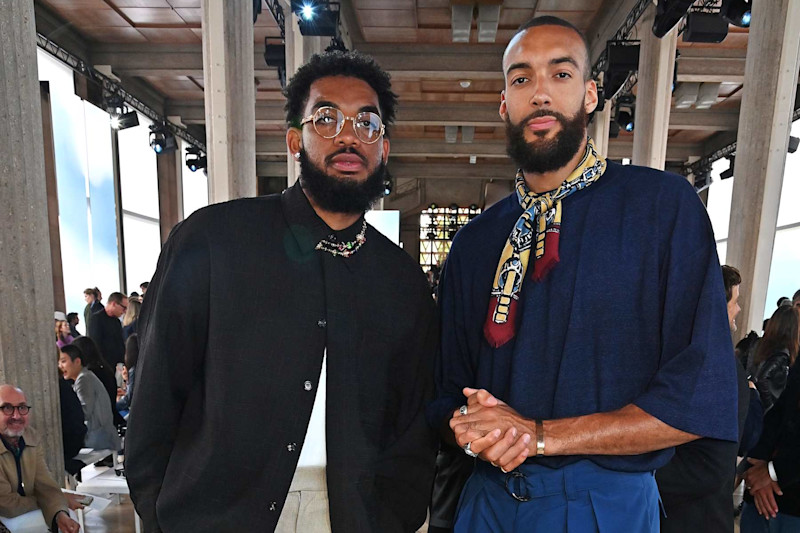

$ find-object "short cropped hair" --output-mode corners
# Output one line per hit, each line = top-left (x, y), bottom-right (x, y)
(515, 16), (592, 80)
(60, 344), (83, 363)
(107, 292), (126, 305)
(721, 265), (742, 303)
(793, 289), (800, 304)
(283, 50), (398, 131)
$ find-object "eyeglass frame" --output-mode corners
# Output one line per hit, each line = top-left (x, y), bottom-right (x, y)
(0, 404), (31, 416)
(299, 106), (386, 144)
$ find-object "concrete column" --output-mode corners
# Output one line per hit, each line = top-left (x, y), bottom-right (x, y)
(727, 0), (800, 339)
(0, 0), (64, 475)
(588, 105), (611, 158)
(631, 5), (678, 170)
(283, 9), (328, 187)
(157, 149), (183, 244)
(202, 0), (257, 202)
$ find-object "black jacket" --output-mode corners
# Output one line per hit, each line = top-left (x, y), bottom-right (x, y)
(126, 184), (438, 533)
(88, 309), (125, 367)
(755, 349), (791, 413)
(656, 360), (753, 532)
(746, 363), (800, 517)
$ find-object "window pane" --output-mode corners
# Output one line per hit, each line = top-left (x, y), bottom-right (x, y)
(706, 158), (733, 241)
(764, 226), (800, 320)
(118, 116), (160, 219)
(123, 214), (162, 290)
(776, 119), (800, 227)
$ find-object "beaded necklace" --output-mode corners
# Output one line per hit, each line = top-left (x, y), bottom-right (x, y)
(315, 220), (367, 257)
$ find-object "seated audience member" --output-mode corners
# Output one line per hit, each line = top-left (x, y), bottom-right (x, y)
(753, 306), (799, 413)
(122, 299), (140, 342)
(59, 372), (87, 477)
(116, 335), (139, 414)
(66, 313), (81, 338)
(58, 346), (119, 452)
(71, 337), (124, 428)
(0, 384), (82, 533)
(741, 362), (800, 530)
(55, 320), (74, 349)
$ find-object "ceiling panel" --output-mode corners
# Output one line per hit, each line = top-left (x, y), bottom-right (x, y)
(174, 7), (201, 24)
(111, 0), (173, 7)
(79, 26), (148, 43)
(359, 9), (417, 28)
(117, 7), (186, 25)
(138, 27), (201, 43)
(417, 8), (450, 27)
(51, 8), (130, 27)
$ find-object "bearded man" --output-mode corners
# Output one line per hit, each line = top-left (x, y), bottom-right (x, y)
(126, 51), (437, 533)
(428, 16), (739, 532)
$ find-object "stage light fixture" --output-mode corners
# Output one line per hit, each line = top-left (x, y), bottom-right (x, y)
(652, 0), (694, 38)
(291, 1), (339, 37)
(110, 109), (139, 130)
(789, 136), (799, 154)
(682, 12), (728, 43)
(603, 42), (640, 99)
(720, 156), (735, 180)
(185, 146), (207, 172)
(383, 178), (393, 197)
(722, 0), (752, 28)
(149, 124), (177, 154)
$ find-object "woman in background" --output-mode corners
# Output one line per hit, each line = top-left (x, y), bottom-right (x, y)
(122, 298), (140, 342)
(753, 306), (799, 413)
(55, 319), (74, 348)
(117, 334), (139, 415)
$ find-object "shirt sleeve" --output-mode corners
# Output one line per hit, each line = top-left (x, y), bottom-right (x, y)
(427, 243), (475, 434)
(633, 180), (739, 442)
(125, 219), (210, 532)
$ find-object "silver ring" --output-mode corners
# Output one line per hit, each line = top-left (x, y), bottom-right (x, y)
(459, 405), (468, 416)
(463, 442), (478, 458)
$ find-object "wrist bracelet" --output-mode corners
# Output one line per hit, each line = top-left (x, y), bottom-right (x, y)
(535, 419), (545, 456)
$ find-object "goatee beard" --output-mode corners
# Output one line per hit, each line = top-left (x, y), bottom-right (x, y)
(505, 107), (587, 174)
(298, 148), (387, 215)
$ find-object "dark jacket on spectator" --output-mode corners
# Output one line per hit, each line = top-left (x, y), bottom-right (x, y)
(755, 349), (791, 413)
(88, 309), (125, 367)
(746, 363), (800, 517)
(59, 377), (87, 461)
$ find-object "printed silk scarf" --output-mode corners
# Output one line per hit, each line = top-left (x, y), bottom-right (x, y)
(484, 138), (607, 348)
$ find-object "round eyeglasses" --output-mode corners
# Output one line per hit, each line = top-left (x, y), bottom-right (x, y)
(1, 404), (30, 416)
(300, 106), (385, 144)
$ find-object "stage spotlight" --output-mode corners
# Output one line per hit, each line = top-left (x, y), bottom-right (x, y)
(617, 110), (634, 132)
(383, 177), (393, 197)
(653, 0), (694, 38)
(110, 109), (139, 130)
(722, 0), (752, 28)
(683, 12), (728, 43)
(185, 146), (207, 172)
(609, 120), (620, 139)
(149, 124), (177, 154)
(291, 0), (339, 37)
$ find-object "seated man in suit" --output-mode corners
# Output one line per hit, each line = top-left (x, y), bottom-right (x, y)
(0, 384), (81, 533)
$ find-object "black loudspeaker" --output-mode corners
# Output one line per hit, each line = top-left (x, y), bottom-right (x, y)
(683, 12), (729, 43)
(264, 43), (285, 68)
(603, 43), (640, 98)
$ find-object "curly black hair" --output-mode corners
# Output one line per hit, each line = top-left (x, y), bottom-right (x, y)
(283, 50), (397, 131)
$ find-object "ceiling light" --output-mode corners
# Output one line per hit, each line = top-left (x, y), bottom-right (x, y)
(302, 4), (314, 20)
(149, 124), (177, 154)
(459, 80), (472, 89)
(185, 146), (207, 172)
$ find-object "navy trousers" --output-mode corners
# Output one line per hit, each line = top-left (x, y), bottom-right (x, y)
(454, 460), (661, 533)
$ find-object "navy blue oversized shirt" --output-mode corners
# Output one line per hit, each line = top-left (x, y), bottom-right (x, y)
(429, 161), (739, 472)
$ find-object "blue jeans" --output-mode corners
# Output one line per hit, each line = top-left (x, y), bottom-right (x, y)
(741, 502), (800, 533)
(454, 460), (661, 533)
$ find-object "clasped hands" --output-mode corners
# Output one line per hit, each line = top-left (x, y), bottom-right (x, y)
(743, 458), (783, 520)
(449, 387), (536, 473)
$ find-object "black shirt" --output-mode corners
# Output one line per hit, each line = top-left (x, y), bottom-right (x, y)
(126, 183), (438, 532)
(88, 309), (125, 367)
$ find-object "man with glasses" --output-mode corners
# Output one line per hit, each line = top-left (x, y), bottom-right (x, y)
(127, 50), (437, 533)
(87, 291), (127, 367)
(0, 385), (81, 533)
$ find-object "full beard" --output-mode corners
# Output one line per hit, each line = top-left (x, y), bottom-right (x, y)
(505, 106), (588, 174)
(298, 148), (387, 215)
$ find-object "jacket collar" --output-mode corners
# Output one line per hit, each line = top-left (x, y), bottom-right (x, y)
(280, 181), (367, 260)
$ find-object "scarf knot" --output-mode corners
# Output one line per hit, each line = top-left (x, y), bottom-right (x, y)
(483, 138), (607, 348)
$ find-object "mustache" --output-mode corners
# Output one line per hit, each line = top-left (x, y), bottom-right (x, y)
(515, 109), (570, 128)
(324, 147), (367, 165)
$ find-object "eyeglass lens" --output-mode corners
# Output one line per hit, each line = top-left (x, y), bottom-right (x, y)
(1, 405), (30, 415)
(313, 107), (382, 143)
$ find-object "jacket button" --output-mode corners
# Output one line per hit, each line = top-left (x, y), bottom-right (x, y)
(269, 501), (277, 512)
(304, 380), (313, 391)
(317, 319), (327, 328)
(287, 442), (297, 452)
